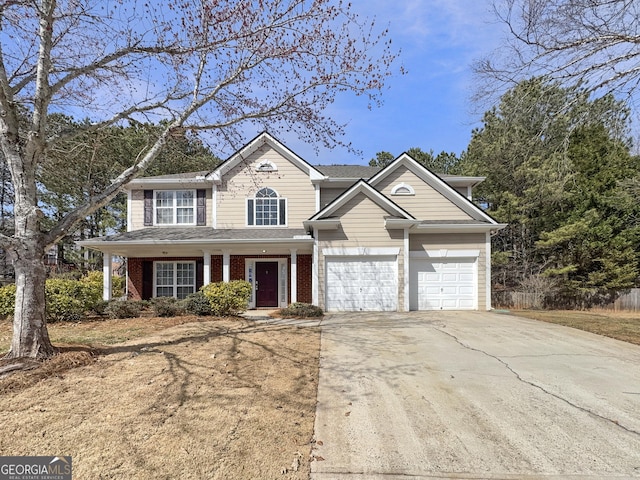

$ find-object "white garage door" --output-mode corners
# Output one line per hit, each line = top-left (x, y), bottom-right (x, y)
(325, 256), (398, 311)
(410, 258), (476, 310)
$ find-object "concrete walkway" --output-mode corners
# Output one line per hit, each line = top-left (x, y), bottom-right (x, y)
(241, 309), (322, 327)
(311, 311), (640, 479)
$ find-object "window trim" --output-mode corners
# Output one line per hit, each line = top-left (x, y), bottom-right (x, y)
(255, 160), (278, 172)
(390, 182), (415, 196)
(153, 189), (197, 226)
(153, 261), (196, 299)
(246, 187), (288, 227)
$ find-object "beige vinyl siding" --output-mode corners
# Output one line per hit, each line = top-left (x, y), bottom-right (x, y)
(129, 188), (213, 230)
(130, 189), (144, 230)
(318, 192), (405, 310)
(409, 233), (487, 310)
(375, 166), (472, 220)
(215, 145), (316, 228)
(320, 187), (347, 208)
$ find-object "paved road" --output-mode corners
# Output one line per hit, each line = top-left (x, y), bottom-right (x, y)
(311, 311), (640, 479)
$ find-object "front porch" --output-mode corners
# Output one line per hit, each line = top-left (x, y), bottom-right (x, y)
(123, 252), (312, 308)
(79, 227), (315, 309)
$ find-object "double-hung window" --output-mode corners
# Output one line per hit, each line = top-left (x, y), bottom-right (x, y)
(155, 190), (196, 225)
(247, 187), (287, 226)
(155, 261), (195, 299)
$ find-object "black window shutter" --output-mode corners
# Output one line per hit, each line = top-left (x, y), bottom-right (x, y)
(196, 189), (206, 226)
(143, 190), (153, 226)
(196, 259), (204, 290)
(142, 261), (154, 300)
(247, 199), (254, 225)
(279, 198), (286, 225)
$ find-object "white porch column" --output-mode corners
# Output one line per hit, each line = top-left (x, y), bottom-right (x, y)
(486, 231), (492, 311)
(102, 252), (112, 301)
(404, 228), (410, 312)
(290, 248), (297, 304)
(312, 228), (319, 306)
(222, 249), (231, 282)
(203, 250), (211, 286)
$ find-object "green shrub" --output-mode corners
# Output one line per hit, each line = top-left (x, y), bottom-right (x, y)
(280, 302), (323, 318)
(150, 296), (184, 317)
(0, 272), (126, 321)
(181, 291), (213, 316)
(201, 280), (252, 316)
(0, 284), (16, 318)
(78, 271), (104, 313)
(92, 300), (109, 316)
(45, 277), (87, 322)
(111, 275), (125, 298)
(104, 299), (143, 319)
(79, 271), (125, 311)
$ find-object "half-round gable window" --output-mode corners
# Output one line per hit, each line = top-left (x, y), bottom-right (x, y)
(256, 160), (277, 172)
(391, 182), (415, 195)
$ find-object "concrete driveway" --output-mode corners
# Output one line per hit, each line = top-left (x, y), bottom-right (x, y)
(311, 311), (640, 479)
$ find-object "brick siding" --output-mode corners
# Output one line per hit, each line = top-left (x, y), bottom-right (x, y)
(127, 254), (312, 304)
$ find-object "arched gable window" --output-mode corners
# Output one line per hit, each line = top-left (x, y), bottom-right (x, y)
(247, 187), (287, 226)
(391, 182), (415, 196)
(255, 160), (277, 172)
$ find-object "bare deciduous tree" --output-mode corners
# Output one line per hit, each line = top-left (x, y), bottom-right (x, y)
(475, 0), (640, 104)
(0, 0), (398, 359)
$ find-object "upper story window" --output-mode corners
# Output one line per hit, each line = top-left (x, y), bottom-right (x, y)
(144, 189), (206, 227)
(155, 190), (196, 225)
(391, 182), (415, 196)
(247, 187), (287, 226)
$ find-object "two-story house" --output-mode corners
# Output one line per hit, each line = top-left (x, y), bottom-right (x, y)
(80, 132), (505, 311)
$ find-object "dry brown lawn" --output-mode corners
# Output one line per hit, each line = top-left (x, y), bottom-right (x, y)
(0, 315), (320, 479)
(512, 309), (640, 346)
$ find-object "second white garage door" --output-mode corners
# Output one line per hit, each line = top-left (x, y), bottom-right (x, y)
(410, 258), (477, 310)
(325, 256), (398, 311)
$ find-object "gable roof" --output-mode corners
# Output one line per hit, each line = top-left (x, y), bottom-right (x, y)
(368, 153), (499, 224)
(206, 132), (325, 184)
(308, 179), (415, 222)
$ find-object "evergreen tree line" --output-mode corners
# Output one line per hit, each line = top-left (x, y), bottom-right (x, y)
(0, 116), (220, 276)
(372, 78), (640, 308)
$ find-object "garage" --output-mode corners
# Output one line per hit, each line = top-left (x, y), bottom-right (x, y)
(410, 258), (477, 310)
(325, 256), (398, 311)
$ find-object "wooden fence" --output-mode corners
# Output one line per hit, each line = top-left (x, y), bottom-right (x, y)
(607, 288), (640, 311)
(493, 288), (640, 311)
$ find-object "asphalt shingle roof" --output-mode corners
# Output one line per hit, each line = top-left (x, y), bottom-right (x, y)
(419, 220), (492, 225)
(90, 227), (311, 243)
(139, 170), (211, 180)
(314, 165), (381, 179)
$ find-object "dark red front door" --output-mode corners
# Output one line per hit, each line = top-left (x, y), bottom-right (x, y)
(256, 262), (278, 307)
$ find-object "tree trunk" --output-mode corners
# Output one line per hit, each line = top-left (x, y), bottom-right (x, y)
(7, 241), (57, 358)
(6, 241), (56, 359)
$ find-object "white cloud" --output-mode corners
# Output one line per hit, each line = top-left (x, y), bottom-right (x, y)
(355, 0), (501, 56)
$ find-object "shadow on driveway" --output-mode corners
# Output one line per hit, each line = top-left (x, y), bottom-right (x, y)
(311, 311), (640, 479)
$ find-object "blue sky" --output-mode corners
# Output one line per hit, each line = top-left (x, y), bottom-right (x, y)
(280, 1), (508, 166)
